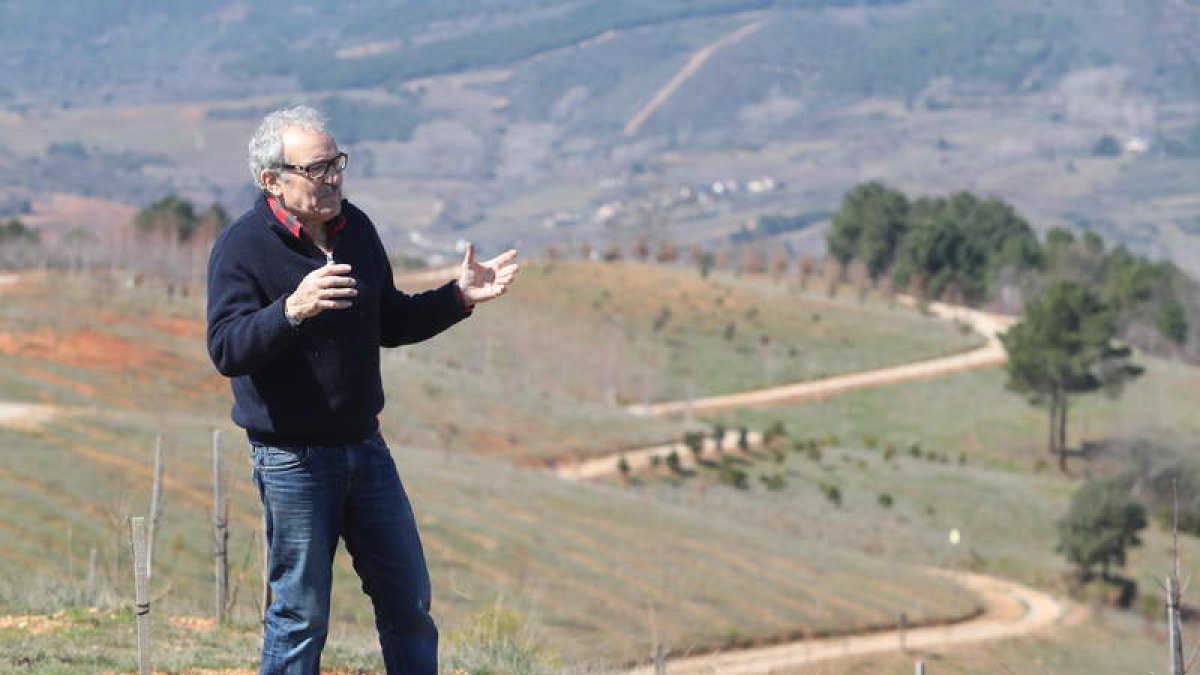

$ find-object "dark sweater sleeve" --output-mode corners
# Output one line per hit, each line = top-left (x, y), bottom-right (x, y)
(380, 279), (472, 347)
(370, 233), (471, 347)
(206, 236), (299, 377)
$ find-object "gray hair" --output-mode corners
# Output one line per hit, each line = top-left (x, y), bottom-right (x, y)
(248, 106), (330, 190)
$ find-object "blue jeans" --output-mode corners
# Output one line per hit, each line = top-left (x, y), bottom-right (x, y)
(251, 431), (437, 674)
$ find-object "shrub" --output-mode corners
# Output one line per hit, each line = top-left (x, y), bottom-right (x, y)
(711, 422), (727, 450)
(443, 605), (553, 675)
(764, 420), (788, 445)
(820, 482), (842, 507)
(718, 458), (749, 490)
(1057, 477), (1146, 580)
(761, 473), (787, 491)
(878, 493), (894, 508)
(665, 449), (682, 474)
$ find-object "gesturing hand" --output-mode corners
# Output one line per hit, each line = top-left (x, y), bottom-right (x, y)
(458, 244), (519, 307)
(286, 263), (357, 322)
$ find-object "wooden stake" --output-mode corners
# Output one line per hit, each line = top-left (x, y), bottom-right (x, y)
(146, 435), (164, 582)
(87, 546), (97, 603)
(213, 430), (228, 625)
(130, 516), (151, 675)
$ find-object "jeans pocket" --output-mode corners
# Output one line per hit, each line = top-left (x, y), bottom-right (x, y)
(253, 445), (311, 472)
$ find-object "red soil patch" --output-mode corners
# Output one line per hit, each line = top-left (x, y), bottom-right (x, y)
(0, 328), (144, 373)
(144, 314), (206, 340)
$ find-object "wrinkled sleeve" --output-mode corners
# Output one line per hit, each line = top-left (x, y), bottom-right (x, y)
(206, 239), (298, 377)
(373, 234), (471, 348)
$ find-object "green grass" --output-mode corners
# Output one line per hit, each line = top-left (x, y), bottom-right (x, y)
(2, 262), (1196, 671)
(390, 261), (979, 460)
(0, 414), (980, 669)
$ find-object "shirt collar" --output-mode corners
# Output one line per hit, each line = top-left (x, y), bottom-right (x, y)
(265, 194), (347, 240)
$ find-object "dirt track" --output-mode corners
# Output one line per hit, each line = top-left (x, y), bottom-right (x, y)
(623, 20), (766, 137)
(626, 300), (1014, 417)
(1, 271), (1071, 672)
(625, 570), (1068, 674)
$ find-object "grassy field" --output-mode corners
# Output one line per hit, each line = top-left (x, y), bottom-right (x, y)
(0, 263), (992, 671)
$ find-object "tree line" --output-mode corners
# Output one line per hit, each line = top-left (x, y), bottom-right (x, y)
(827, 181), (1192, 353)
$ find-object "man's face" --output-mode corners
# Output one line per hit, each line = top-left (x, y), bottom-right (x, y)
(264, 126), (344, 228)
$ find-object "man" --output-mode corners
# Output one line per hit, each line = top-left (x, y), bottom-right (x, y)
(206, 106), (518, 674)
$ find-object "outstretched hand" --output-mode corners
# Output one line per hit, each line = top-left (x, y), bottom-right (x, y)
(458, 244), (519, 307)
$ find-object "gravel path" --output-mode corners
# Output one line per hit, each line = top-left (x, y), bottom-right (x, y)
(624, 570), (1068, 674)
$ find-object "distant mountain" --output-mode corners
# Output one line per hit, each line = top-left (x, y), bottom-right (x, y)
(2, 0), (1199, 276)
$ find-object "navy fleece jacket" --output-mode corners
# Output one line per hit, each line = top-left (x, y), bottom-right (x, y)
(206, 196), (470, 445)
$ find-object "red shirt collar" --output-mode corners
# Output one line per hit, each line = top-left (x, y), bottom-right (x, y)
(266, 195), (347, 241)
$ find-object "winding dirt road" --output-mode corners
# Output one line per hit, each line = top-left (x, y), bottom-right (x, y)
(625, 570), (1068, 674)
(626, 300), (1014, 417)
(559, 299), (1014, 481)
(555, 297), (1072, 674)
(1, 270), (1071, 672)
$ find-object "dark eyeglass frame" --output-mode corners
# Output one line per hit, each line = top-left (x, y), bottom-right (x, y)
(278, 152), (349, 181)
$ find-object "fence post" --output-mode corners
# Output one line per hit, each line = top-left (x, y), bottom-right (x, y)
(130, 516), (151, 675)
(146, 435), (164, 582)
(213, 430), (228, 625)
(87, 546), (98, 603)
(1168, 575), (1184, 675)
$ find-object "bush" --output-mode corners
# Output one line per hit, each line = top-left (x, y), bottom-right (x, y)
(443, 605), (553, 675)
(683, 431), (706, 458)
(760, 473), (787, 491)
(878, 493), (894, 508)
(711, 422), (727, 450)
(820, 482), (842, 507)
(764, 420), (788, 445)
(717, 457), (749, 490)
(1057, 477), (1146, 580)
(665, 449), (683, 474)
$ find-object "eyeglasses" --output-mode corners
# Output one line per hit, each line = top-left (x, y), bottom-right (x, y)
(278, 152), (349, 181)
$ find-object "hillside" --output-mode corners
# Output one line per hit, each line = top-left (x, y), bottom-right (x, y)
(0, 263), (985, 669)
(0, 257), (1196, 670)
(2, 0), (1199, 280)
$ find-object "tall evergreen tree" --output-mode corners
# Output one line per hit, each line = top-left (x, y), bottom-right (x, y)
(1000, 281), (1143, 471)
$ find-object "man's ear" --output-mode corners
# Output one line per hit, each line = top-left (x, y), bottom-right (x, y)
(260, 170), (283, 196)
